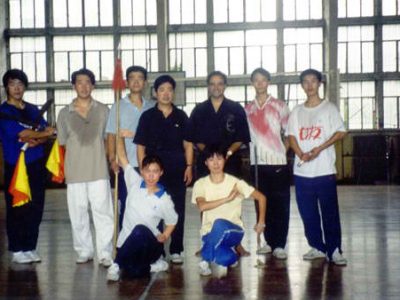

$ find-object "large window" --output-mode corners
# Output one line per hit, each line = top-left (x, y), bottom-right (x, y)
(340, 81), (375, 129)
(9, 0), (45, 29)
(337, 0), (374, 18)
(169, 33), (208, 77)
(9, 37), (47, 82)
(169, 0), (207, 24)
(338, 26), (374, 74)
(382, 25), (400, 72)
(284, 28), (323, 73)
(383, 81), (400, 129)
(120, 34), (159, 72)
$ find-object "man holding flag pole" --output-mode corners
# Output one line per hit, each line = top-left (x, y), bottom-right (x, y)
(0, 69), (54, 264)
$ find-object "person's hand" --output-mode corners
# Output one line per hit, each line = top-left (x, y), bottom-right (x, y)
(27, 139), (40, 147)
(253, 223), (265, 234)
(226, 184), (240, 202)
(157, 233), (168, 243)
(300, 152), (312, 162)
(110, 160), (120, 173)
(183, 166), (193, 186)
(308, 146), (322, 161)
(119, 129), (134, 138)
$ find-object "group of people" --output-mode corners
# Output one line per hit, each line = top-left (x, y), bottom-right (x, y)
(0, 65), (347, 282)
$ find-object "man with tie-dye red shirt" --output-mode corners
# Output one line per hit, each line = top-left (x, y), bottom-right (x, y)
(245, 68), (291, 260)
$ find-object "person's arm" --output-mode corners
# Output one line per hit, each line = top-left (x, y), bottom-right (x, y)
(249, 189), (267, 234)
(308, 131), (347, 161)
(183, 140), (193, 185)
(18, 127), (55, 140)
(288, 135), (311, 162)
(106, 133), (120, 173)
(226, 141), (243, 159)
(157, 224), (176, 243)
(137, 144), (146, 169)
(195, 184), (239, 212)
(116, 136), (129, 169)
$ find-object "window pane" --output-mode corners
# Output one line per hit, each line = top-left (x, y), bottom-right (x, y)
(214, 0), (228, 23)
(182, 0), (195, 24)
(228, 0), (244, 22)
(100, 0), (113, 26)
(84, 0), (99, 26)
(230, 47), (244, 74)
(69, 0), (83, 27)
(53, 0), (68, 27)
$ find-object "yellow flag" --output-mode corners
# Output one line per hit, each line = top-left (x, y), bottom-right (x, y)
(9, 151), (31, 207)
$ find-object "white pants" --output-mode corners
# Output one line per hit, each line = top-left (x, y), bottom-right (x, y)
(67, 179), (114, 260)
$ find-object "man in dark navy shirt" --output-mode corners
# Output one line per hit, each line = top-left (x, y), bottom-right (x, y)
(189, 71), (251, 178)
(134, 75), (193, 264)
(0, 69), (54, 264)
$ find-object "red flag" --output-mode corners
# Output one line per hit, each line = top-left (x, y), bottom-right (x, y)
(112, 58), (126, 91)
(9, 151), (31, 207)
(46, 139), (65, 183)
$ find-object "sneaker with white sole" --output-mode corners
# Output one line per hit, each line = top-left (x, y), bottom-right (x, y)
(331, 249), (347, 266)
(76, 254), (93, 264)
(26, 250), (41, 263)
(12, 251), (32, 264)
(256, 243), (272, 254)
(199, 261), (212, 276)
(170, 253), (184, 264)
(214, 264), (228, 278)
(107, 263), (120, 281)
(303, 248), (326, 260)
(100, 257), (113, 267)
(272, 248), (287, 260)
(150, 258), (169, 272)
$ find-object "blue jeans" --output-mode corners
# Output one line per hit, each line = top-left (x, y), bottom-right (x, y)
(201, 219), (244, 266)
(294, 174), (342, 258)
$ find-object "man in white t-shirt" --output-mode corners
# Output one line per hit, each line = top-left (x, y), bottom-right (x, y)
(191, 144), (266, 277)
(286, 68), (347, 266)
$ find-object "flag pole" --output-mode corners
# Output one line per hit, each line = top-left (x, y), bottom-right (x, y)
(111, 46), (126, 259)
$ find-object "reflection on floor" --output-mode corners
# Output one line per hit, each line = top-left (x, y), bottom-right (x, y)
(0, 186), (399, 299)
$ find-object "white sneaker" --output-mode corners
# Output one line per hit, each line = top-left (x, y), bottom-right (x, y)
(12, 251), (32, 264)
(198, 261), (211, 276)
(214, 264), (228, 278)
(107, 263), (120, 281)
(25, 250), (41, 263)
(272, 248), (287, 260)
(100, 257), (113, 267)
(331, 249), (347, 266)
(256, 243), (272, 254)
(76, 254), (93, 264)
(303, 248), (326, 260)
(170, 253), (184, 264)
(150, 258), (169, 273)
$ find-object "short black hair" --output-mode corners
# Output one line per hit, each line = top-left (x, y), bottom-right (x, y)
(203, 144), (227, 160)
(250, 68), (271, 81)
(153, 75), (176, 91)
(207, 71), (227, 85)
(126, 65), (148, 80)
(142, 154), (164, 171)
(2, 69), (29, 89)
(300, 68), (322, 83)
(71, 68), (96, 85)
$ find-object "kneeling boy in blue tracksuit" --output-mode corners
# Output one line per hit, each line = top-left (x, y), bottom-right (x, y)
(191, 145), (267, 277)
(107, 141), (177, 281)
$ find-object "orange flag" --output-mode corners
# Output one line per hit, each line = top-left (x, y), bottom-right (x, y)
(112, 58), (126, 91)
(9, 151), (31, 207)
(46, 139), (65, 183)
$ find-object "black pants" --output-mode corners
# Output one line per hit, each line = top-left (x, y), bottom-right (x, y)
(4, 159), (46, 252)
(250, 165), (291, 250)
(160, 170), (186, 255)
(116, 225), (163, 278)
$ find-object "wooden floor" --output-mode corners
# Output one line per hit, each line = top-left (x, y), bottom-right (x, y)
(0, 185), (399, 300)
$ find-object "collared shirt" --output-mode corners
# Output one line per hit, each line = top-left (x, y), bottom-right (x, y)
(245, 95), (290, 165)
(106, 95), (155, 167)
(0, 101), (47, 164)
(117, 164), (178, 247)
(188, 98), (251, 150)
(134, 104), (192, 172)
(57, 99), (110, 183)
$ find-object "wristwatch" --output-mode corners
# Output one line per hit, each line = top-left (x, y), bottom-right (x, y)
(227, 150), (233, 157)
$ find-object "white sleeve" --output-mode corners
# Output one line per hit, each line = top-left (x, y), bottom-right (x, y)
(123, 164), (142, 189)
(329, 103), (346, 133)
(285, 108), (298, 137)
(162, 196), (178, 225)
